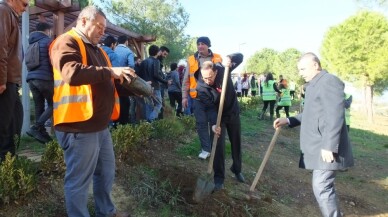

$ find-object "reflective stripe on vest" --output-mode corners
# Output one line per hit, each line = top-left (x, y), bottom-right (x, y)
(261, 80), (276, 101)
(277, 88), (292, 106)
(51, 29), (119, 126)
(188, 53), (222, 98)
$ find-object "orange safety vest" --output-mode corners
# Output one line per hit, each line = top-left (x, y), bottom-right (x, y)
(51, 29), (120, 126)
(187, 53), (222, 98)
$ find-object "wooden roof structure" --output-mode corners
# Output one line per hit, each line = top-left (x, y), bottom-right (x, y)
(28, 0), (156, 58)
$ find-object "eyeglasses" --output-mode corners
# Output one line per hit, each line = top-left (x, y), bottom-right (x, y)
(92, 21), (106, 32)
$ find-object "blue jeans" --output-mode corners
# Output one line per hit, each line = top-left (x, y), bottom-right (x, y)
(184, 96), (193, 115)
(146, 89), (162, 122)
(56, 128), (116, 217)
(28, 79), (53, 128)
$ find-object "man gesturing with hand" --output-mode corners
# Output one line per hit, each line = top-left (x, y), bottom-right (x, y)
(273, 53), (353, 217)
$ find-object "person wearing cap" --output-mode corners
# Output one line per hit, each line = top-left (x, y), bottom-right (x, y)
(182, 36), (222, 160)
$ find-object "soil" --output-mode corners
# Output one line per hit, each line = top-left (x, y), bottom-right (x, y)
(1, 113), (388, 217)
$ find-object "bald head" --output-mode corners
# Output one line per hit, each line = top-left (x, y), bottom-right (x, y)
(297, 52), (322, 82)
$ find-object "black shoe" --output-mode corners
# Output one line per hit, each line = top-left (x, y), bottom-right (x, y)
(26, 126), (49, 144)
(235, 173), (245, 183)
(213, 183), (224, 191)
(230, 167), (245, 183)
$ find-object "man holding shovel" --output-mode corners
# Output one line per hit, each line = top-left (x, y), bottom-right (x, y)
(273, 53), (354, 217)
(196, 53), (245, 191)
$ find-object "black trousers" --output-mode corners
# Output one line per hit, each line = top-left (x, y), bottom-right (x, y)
(168, 91), (183, 116)
(213, 113), (242, 184)
(262, 100), (276, 115)
(0, 83), (23, 160)
(276, 105), (290, 117)
(117, 96), (130, 125)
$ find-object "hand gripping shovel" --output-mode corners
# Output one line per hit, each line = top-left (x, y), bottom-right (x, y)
(193, 66), (230, 203)
(246, 127), (281, 200)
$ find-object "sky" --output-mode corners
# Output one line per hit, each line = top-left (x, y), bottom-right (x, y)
(179, 0), (388, 101)
(180, 0), (361, 68)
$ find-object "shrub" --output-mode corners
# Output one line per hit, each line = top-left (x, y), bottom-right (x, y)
(152, 119), (185, 140)
(179, 115), (196, 131)
(111, 122), (152, 161)
(40, 140), (66, 179)
(0, 153), (37, 204)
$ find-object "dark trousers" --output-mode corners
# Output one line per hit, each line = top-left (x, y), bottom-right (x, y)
(213, 114), (242, 184)
(168, 91), (183, 116)
(117, 96), (130, 125)
(28, 79), (53, 128)
(0, 83), (23, 160)
(276, 105), (290, 117)
(251, 90), (257, 97)
(193, 100), (216, 153)
(242, 89), (248, 97)
(262, 100), (276, 116)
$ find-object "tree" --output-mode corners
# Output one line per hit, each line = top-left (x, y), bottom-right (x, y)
(246, 48), (278, 75)
(100, 0), (194, 67)
(321, 10), (388, 123)
(273, 48), (303, 84)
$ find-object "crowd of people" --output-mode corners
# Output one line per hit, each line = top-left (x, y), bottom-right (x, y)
(0, 3), (354, 217)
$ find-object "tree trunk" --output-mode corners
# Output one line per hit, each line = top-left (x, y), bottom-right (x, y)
(364, 85), (374, 123)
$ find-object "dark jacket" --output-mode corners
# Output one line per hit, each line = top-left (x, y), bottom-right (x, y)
(26, 31), (53, 82)
(0, 2), (22, 85)
(196, 53), (243, 123)
(141, 56), (167, 90)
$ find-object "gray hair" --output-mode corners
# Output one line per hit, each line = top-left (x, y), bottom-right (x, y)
(299, 52), (322, 70)
(77, 5), (106, 22)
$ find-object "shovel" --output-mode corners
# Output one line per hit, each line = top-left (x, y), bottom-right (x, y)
(193, 66), (230, 203)
(246, 127), (281, 200)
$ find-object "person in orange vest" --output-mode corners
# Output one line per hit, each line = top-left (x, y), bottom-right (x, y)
(182, 36), (222, 159)
(49, 6), (133, 217)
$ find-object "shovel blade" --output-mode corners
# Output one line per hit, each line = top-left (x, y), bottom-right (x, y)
(193, 174), (214, 202)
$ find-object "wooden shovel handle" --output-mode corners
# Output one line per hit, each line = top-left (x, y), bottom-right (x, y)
(207, 66), (230, 174)
(249, 127), (281, 192)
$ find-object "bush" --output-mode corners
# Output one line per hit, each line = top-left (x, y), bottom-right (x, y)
(240, 96), (261, 111)
(111, 122), (152, 161)
(0, 153), (37, 204)
(152, 119), (185, 140)
(40, 140), (65, 179)
(179, 115), (196, 131)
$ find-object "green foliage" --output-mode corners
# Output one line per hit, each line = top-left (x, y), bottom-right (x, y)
(273, 48), (304, 85)
(179, 115), (196, 131)
(112, 122), (152, 160)
(246, 48), (278, 74)
(152, 118), (185, 140)
(245, 48), (304, 87)
(321, 10), (388, 94)
(106, 0), (193, 64)
(0, 153), (37, 204)
(40, 141), (66, 178)
(239, 96), (261, 112)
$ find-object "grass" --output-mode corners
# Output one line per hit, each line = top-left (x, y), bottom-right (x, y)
(4, 96), (388, 217)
